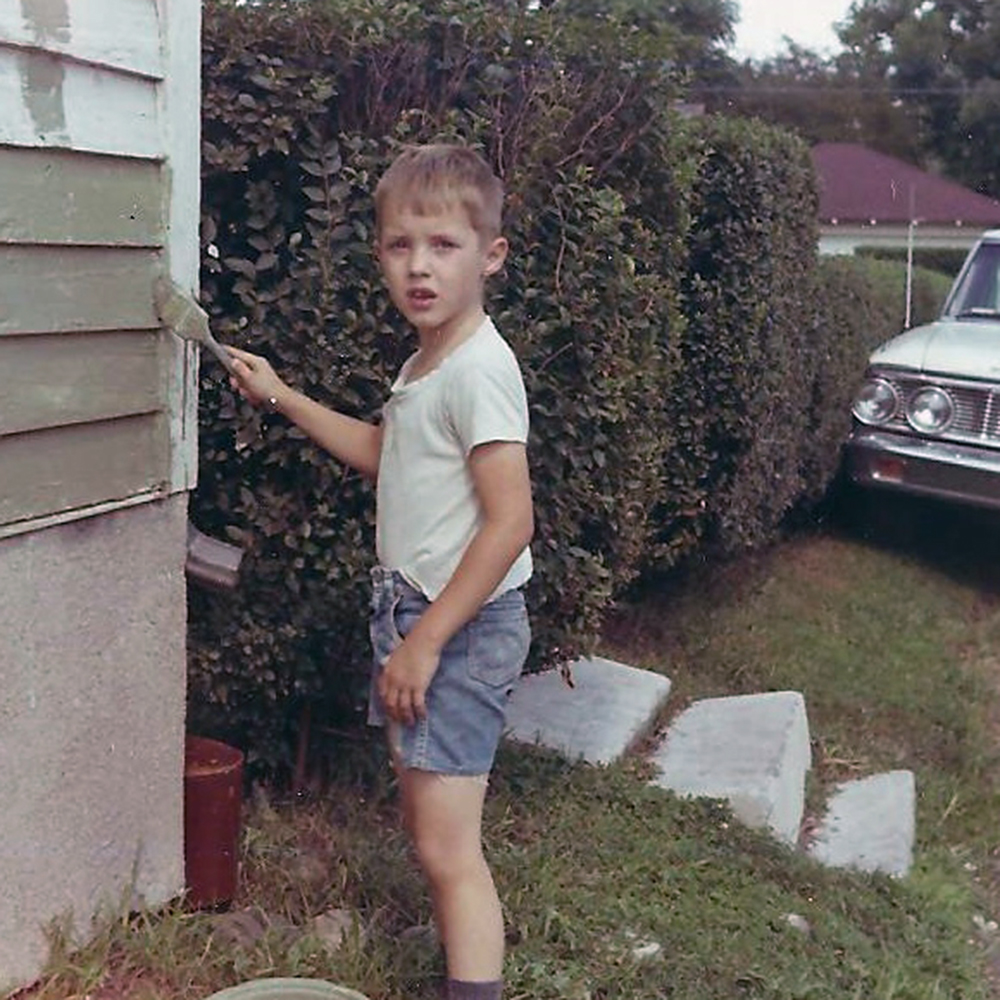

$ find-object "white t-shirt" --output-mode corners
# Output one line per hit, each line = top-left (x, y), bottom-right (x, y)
(376, 316), (533, 600)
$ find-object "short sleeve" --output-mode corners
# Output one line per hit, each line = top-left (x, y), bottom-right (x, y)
(446, 346), (529, 456)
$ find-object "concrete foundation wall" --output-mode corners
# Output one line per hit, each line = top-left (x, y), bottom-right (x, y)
(0, 496), (187, 990)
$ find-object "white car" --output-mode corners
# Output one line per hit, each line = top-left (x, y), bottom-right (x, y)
(846, 230), (1000, 510)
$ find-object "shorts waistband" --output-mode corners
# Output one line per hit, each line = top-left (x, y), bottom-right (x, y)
(370, 565), (526, 603)
(371, 565), (420, 591)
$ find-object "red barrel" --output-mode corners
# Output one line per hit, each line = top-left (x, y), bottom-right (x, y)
(184, 735), (244, 909)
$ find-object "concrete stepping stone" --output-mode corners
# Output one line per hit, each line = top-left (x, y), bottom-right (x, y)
(808, 770), (915, 878)
(504, 656), (672, 765)
(650, 691), (811, 845)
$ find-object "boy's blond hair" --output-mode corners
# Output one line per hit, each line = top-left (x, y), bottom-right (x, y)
(374, 144), (504, 240)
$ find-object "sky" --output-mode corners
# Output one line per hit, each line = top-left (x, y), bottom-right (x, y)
(731, 0), (856, 61)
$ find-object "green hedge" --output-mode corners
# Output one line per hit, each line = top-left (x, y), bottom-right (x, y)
(657, 117), (819, 557)
(855, 257), (955, 329)
(855, 246), (970, 279)
(189, 0), (685, 768)
(497, 174), (679, 672)
(188, 0), (920, 774)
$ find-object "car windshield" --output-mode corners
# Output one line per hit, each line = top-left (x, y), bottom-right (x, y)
(944, 240), (1000, 318)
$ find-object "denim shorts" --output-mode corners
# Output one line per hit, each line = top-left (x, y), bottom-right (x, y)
(367, 566), (530, 776)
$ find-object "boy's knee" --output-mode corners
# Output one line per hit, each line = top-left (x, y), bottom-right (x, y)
(402, 769), (490, 883)
(413, 831), (485, 885)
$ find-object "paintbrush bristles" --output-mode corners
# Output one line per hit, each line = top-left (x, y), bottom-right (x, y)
(153, 276), (237, 374)
(153, 276), (211, 342)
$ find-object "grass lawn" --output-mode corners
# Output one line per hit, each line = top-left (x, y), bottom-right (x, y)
(18, 497), (1000, 1000)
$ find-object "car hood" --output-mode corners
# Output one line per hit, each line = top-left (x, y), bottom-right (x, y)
(870, 318), (1000, 379)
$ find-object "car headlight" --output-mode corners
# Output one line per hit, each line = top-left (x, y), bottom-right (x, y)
(852, 378), (898, 425)
(906, 386), (954, 433)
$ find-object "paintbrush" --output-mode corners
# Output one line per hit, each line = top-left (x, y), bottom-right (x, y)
(153, 276), (238, 376)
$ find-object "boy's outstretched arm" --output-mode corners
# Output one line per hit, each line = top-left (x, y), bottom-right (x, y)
(226, 346), (383, 479)
(378, 440), (534, 726)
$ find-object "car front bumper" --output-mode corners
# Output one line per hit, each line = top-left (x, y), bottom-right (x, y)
(845, 427), (1000, 511)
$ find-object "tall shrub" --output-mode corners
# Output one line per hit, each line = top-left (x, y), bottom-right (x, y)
(654, 117), (820, 560)
(190, 0), (684, 767)
(499, 173), (678, 668)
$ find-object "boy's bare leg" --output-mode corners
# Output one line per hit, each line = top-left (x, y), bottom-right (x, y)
(399, 767), (504, 982)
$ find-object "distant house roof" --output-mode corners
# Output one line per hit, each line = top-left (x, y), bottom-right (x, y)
(811, 143), (1000, 228)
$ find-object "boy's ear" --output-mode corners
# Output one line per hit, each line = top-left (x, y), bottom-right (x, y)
(483, 236), (508, 277)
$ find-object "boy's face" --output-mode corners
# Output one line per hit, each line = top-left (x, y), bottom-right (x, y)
(377, 196), (507, 343)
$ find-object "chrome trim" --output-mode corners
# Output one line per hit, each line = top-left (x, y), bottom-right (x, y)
(845, 428), (1000, 510)
(983, 390), (997, 443)
(870, 368), (1000, 395)
(866, 370), (1000, 449)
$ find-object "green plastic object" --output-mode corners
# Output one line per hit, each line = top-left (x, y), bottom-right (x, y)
(204, 979), (370, 1000)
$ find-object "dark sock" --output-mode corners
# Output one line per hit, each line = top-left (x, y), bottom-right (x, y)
(446, 979), (503, 1000)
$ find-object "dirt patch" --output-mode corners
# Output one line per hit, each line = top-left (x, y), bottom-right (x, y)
(10, 967), (175, 1000)
(773, 534), (855, 593)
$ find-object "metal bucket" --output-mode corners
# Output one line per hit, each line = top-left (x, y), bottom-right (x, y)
(184, 735), (244, 909)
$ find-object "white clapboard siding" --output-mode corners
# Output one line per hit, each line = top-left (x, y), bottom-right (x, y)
(0, 47), (161, 157)
(0, 0), (163, 79)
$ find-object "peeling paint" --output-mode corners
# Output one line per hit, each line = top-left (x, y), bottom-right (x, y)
(16, 0), (71, 141)
(19, 0), (71, 44)
(17, 51), (67, 141)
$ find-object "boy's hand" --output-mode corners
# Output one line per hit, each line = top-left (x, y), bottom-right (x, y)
(378, 636), (441, 727)
(225, 346), (288, 408)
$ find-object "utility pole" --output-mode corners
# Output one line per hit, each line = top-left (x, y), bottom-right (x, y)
(905, 183), (916, 328)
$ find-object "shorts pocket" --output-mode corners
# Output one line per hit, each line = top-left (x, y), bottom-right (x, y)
(467, 595), (530, 690)
(392, 585), (428, 643)
(369, 591), (403, 668)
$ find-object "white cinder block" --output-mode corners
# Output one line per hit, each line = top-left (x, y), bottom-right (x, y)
(808, 771), (915, 878)
(505, 657), (672, 765)
(651, 691), (812, 845)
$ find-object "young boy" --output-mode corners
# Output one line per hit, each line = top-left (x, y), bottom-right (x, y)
(227, 144), (533, 1000)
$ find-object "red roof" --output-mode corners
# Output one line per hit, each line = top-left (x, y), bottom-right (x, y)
(811, 143), (1000, 227)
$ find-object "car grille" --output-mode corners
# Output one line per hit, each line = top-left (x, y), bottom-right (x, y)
(878, 373), (1000, 447)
